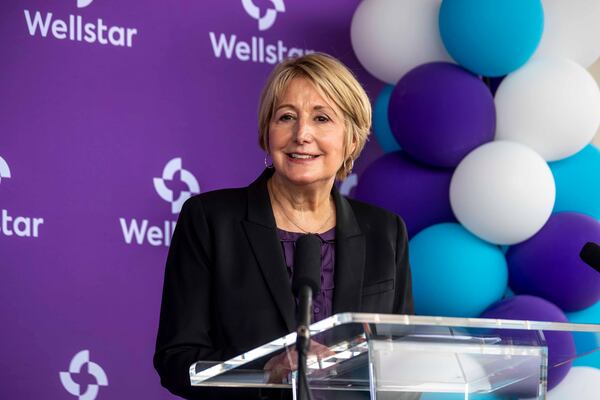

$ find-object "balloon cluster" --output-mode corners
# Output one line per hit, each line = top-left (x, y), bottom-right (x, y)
(351, 0), (600, 392)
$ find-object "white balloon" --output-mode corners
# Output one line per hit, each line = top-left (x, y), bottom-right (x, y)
(532, 0), (600, 67)
(450, 141), (555, 245)
(350, 0), (452, 84)
(521, 367), (600, 400)
(495, 58), (600, 161)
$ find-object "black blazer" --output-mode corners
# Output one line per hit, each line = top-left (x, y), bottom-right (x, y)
(154, 168), (413, 399)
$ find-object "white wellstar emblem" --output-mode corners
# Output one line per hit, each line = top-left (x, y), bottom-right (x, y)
(0, 156), (11, 184)
(59, 350), (108, 400)
(77, 0), (93, 8)
(242, 0), (285, 31)
(153, 157), (200, 214)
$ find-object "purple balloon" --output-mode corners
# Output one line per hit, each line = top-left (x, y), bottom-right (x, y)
(486, 75), (505, 96)
(481, 295), (576, 391)
(507, 212), (600, 311)
(354, 151), (456, 237)
(388, 62), (495, 167)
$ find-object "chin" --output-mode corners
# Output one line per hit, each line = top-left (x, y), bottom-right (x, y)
(276, 169), (332, 187)
(286, 175), (321, 186)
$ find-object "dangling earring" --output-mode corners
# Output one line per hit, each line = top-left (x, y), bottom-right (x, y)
(344, 158), (354, 175)
(264, 153), (274, 169)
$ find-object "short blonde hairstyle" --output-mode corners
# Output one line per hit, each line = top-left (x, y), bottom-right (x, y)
(258, 53), (372, 180)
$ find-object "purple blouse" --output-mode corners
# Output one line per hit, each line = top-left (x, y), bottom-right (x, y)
(276, 227), (335, 323)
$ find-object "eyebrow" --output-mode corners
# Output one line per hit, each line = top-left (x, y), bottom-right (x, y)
(274, 104), (339, 116)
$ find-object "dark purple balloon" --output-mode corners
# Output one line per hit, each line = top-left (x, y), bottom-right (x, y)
(485, 75), (505, 96)
(388, 62), (495, 167)
(354, 151), (456, 237)
(507, 212), (600, 311)
(480, 295), (576, 391)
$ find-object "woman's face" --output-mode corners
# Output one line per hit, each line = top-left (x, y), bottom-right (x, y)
(268, 77), (352, 187)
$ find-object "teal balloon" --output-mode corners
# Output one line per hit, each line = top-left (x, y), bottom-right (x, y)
(409, 223), (508, 317)
(373, 85), (400, 153)
(566, 299), (600, 368)
(439, 0), (543, 77)
(549, 145), (600, 220)
(503, 286), (515, 299)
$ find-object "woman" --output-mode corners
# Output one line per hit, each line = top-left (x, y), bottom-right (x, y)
(154, 53), (413, 399)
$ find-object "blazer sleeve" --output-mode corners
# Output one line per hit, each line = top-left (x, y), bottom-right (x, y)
(394, 216), (414, 315)
(153, 198), (287, 400)
(153, 198), (223, 398)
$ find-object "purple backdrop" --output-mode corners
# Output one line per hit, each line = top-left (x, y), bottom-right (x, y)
(0, 1), (383, 399)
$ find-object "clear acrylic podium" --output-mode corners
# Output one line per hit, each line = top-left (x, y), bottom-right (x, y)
(190, 313), (600, 399)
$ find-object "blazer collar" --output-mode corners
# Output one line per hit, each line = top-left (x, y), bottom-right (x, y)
(243, 168), (296, 332)
(332, 186), (366, 314)
(242, 168), (366, 331)
(246, 168), (278, 227)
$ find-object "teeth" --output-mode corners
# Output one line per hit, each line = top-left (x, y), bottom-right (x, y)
(290, 153), (317, 159)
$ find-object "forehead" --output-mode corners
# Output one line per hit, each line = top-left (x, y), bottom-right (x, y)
(276, 77), (337, 109)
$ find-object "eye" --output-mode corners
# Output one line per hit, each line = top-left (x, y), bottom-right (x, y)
(278, 113), (295, 121)
(315, 115), (330, 122)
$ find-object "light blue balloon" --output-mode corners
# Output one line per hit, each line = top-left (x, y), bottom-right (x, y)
(373, 85), (400, 153)
(409, 223), (508, 317)
(503, 286), (515, 300)
(566, 299), (600, 368)
(549, 145), (600, 220)
(439, 0), (543, 77)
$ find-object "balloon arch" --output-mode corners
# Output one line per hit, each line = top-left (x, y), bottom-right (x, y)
(349, 0), (600, 394)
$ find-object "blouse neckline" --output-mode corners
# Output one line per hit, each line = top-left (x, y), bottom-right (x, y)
(276, 226), (335, 242)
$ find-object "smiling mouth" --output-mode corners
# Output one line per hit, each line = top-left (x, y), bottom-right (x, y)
(287, 153), (321, 160)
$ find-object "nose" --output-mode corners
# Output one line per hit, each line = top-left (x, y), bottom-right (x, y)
(293, 116), (313, 144)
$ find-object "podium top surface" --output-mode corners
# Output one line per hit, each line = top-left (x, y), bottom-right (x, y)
(189, 312), (600, 393)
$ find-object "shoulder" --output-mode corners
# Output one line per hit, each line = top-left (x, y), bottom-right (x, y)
(185, 187), (247, 208)
(345, 196), (407, 238)
(180, 187), (248, 222)
(345, 196), (400, 224)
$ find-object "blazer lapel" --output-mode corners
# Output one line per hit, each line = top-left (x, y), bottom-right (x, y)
(332, 189), (366, 313)
(242, 169), (296, 332)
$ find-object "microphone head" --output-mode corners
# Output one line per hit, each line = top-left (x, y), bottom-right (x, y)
(292, 234), (322, 296)
(580, 242), (600, 273)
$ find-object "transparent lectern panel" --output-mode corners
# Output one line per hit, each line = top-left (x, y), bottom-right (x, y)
(190, 316), (373, 390)
(366, 325), (546, 399)
(190, 313), (600, 400)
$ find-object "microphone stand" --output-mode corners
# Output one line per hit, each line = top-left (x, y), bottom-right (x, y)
(296, 285), (313, 400)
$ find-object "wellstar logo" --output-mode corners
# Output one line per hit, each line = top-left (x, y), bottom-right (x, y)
(24, 1), (138, 48)
(119, 158), (200, 247)
(60, 350), (108, 400)
(209, 32), (313, 64)
(208, 0), (313, 64)
(242, 0), (285, 31)
(77, 0), (93, 8)
(0, 155), (45, 239)
(0, 156), (11, 184)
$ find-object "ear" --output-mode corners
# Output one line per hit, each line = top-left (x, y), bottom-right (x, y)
(348, 134), (358, 157)
(265, 129), (271, 152)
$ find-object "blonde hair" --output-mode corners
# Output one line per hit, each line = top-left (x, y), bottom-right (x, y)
(257, 53), (372, 180)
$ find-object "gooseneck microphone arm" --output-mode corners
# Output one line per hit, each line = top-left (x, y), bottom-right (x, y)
(297, 284), (313, 354)
(296, 285), (313, 400)
(292, 234), (322, 400)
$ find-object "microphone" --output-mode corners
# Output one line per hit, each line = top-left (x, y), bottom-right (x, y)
(291, 234), (321, 400)
(292, 233), (322, 315)
(580, 242), (600, 273)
